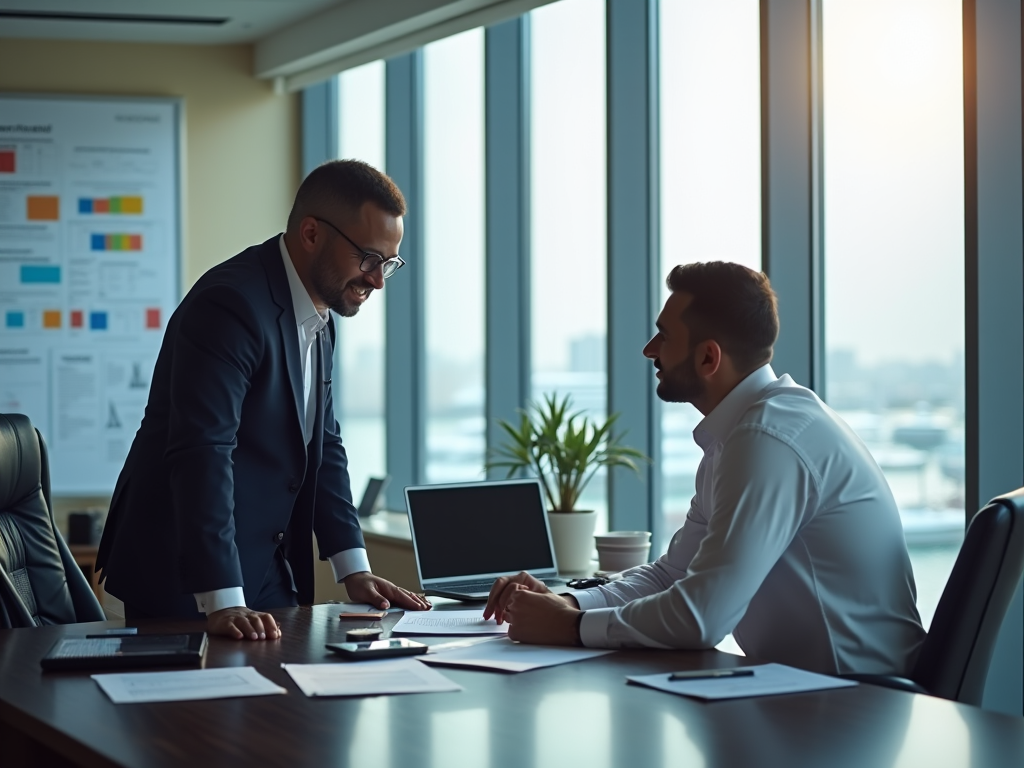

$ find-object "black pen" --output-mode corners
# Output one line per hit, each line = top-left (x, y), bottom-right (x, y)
(668, 669), (755, 681)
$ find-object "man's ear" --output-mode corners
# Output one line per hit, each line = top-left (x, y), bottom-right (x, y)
(297, 216), (320, 252)
(696, 340), (723, 378)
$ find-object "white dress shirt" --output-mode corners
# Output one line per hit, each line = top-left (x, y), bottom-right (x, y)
(573, 365), (926, 675)
(192, 238), (371, 614)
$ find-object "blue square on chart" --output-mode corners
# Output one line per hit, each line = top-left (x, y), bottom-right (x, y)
(79, 198), (93, 214)
(90, 312), (108, 330)
(6, 311), (24, 328)
(90, 234), (105, 251)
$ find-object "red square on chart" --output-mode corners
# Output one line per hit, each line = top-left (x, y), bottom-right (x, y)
(0, 151), (14, 173)
(70, 310), (84, 328)
(145, 308), (161, 329)
(94, 199), (109, 213)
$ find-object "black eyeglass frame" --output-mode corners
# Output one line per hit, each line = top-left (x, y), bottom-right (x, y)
(312, 216), (405, 278)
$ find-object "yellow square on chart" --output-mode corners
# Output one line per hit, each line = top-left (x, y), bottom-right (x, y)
(42, 310), (61, 328)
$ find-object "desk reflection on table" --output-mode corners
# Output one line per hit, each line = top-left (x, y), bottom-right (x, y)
(1, 604), (1022, 768)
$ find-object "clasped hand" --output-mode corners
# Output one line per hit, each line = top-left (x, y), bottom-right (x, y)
(483, 571), (581, 646)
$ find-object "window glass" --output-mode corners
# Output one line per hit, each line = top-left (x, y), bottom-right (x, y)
(530, 0), (608, 526)
(658, 0), (761, 545)
(423, 29), (487, 483)
(823, 0), (965, 628)
(336, 61), (387, 505)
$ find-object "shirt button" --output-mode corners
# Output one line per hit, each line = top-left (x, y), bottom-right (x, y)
(275, 532), (285, 543)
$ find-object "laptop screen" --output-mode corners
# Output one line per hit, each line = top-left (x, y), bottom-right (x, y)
(407, 481), (556, 581)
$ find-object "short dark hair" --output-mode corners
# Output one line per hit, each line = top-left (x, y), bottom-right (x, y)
(287, 159), (406, 231)
(666, 261), (779, 373)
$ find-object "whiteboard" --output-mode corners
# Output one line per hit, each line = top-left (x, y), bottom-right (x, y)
(0, 94), (181, 495)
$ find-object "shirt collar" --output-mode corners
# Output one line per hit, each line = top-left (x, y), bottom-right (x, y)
(279, 235), (328, 333)
(693, 363), (778, 451)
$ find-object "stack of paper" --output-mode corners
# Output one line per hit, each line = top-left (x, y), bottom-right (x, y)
(92, 667), (287, 704)
(421, 637), (614, 673)
(391, 610), (509, 636)
(282, 659), (462, 697)
(627, 663), (858, 701)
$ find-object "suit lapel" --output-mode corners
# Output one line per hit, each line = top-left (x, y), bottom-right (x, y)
(260, 238), (306, 440)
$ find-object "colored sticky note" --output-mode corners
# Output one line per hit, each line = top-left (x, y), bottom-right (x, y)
(42, 310), (61, 329)
(26, 195), (59, 221)
(91, 233), (105, 251)
(94, 198), (109, 214)
(6, 311), (24, 328)
(20, 265), (61, 284)
(121, 196), (143, 214)
(145, 308), (161, 329)
(70, 310), (84, 328)
(79, 198), (93, 214)
(0, 150), (14, 173)
(109, 197), (122, 214)
(90, 311), (107, 330)
(129, 234), (142, 250)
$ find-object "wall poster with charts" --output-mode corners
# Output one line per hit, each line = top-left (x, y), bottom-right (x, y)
(0, 94), (181, 495)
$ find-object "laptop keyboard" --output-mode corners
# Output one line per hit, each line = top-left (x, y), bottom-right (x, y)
(432, 578), (565, 593)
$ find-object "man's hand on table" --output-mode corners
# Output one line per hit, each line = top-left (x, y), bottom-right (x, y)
(344, 571), (432, 611)
(208, 607), (281, 641)
(483, 571), (579, 624)
(505, 589), (582, 646)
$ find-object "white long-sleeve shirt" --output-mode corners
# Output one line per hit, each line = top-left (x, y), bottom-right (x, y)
(574, 365), (926, 675)
(192, 238), (371, 614)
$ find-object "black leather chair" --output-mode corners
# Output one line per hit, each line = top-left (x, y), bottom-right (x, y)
(847, 488), (1024, 706)
(0, 413), (105, 628)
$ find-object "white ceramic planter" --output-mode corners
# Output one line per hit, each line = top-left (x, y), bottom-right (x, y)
(547, 510), (597, 574)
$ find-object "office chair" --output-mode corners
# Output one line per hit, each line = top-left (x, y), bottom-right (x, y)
(845, 488), (1024, 706)
(0, 413), (105, 628)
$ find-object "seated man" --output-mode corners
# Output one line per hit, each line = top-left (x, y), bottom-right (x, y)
(484, 261), (926, 676)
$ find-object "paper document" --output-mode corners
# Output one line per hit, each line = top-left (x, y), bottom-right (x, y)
(282, 659), (462, 698)
(92, 666), (286, 704)
(627, 663), (858, 701)
(421, 637), (614, 672)
(335, 602), (402, 614)
(391, 610), (509, 635)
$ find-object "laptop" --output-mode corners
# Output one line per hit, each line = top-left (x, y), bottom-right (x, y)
(405, 479), (566, 601)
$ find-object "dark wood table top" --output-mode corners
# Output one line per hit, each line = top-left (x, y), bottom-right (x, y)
(1, 604), (1022, 768)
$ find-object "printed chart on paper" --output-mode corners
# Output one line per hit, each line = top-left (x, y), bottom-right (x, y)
(0, 95), (180, 493)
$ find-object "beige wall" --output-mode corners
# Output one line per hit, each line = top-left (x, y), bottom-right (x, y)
(0, 38), (301, 527)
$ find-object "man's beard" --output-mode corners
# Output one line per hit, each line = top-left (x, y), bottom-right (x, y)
(310, 251), (373, 317)
(656, 351), (705, 404)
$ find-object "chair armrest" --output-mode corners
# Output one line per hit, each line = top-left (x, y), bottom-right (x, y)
(840, 673), (930, 695)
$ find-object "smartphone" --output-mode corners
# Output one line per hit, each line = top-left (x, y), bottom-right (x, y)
(325, 638), (428, 660)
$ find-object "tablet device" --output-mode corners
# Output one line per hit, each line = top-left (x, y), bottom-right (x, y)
(40, 632), (208, 671)
(325, 638), (427, 660)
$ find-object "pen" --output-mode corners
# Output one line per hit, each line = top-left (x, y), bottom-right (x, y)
(668, 669), (755, 681)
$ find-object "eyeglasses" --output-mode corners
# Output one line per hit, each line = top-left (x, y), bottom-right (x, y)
(313, 217), (405, 279)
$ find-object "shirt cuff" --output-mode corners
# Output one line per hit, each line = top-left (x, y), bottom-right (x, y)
(329, 547), (371, 582)
(579, 607), (615, 647)
(194, 587), (246, 615)
(568, 588), (610, 611)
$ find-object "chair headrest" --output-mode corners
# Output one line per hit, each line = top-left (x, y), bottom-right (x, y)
(0, 414), (42, 509)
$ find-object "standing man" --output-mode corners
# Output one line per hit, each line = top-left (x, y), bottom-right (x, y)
(485, 262), (925, 675)
(97, 160), (429, 639)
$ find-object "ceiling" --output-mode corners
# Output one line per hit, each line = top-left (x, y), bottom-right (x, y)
(0, 0), (345, 44)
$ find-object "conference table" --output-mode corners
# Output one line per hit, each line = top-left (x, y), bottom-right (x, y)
(1, 604), (1022, 768)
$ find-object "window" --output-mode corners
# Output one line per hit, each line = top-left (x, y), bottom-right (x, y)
(658, 0), (762, 542)
(423, 29), (487, 483)
(822, 0), (965, 628)
(530, 0), (608, 525)
(336, 61), (387, 504)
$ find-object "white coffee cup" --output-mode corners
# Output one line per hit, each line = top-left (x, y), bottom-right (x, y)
(595, 531), (652, 572)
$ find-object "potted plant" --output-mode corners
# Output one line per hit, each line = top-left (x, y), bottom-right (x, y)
(486, 393), (650, 573)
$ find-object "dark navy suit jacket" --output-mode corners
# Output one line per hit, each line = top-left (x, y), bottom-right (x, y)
(96, 235), (363, 616)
